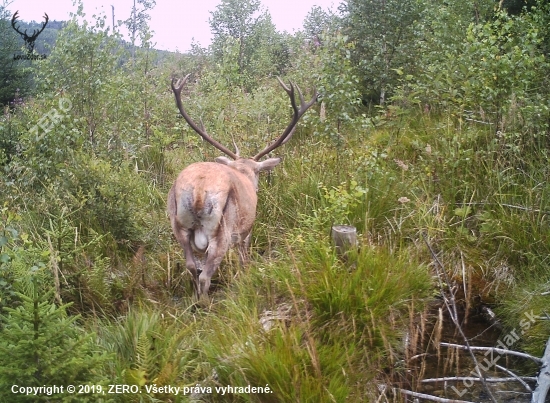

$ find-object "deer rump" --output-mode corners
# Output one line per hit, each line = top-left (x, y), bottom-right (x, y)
(168, 161), (257, 258)
(168, 74), (316, 299)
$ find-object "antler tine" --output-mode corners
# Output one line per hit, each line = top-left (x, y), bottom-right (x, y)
(232, 139), (240, 157)
(252, 78), (317, 161)
(171, 75), (239, 160)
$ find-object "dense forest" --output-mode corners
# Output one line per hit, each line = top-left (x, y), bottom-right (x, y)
(1, 0), (549, 401)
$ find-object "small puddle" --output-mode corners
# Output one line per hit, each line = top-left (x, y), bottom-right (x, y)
(404, 304), (536, 403)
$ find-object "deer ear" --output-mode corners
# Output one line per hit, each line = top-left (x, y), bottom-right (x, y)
(215, 156), (233, 166)
(258, 157), (282, 171)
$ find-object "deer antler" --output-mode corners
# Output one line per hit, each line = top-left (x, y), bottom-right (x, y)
(171, 75), (239, 160)
(252, 78), (317, 161)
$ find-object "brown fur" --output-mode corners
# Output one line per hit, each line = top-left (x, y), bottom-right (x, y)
(168, 76), (316, 301)
(168, 158), (281, 300)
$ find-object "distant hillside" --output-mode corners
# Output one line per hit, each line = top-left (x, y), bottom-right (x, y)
(13, 19), (175, 59)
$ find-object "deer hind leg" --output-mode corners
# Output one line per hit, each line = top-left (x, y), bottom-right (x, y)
(237, 232), (252, 267)
(172, 225), (200, 299)
(198, 233), (231, 300)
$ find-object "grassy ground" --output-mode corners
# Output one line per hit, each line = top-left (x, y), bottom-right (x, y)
(87, 108), (547, 401)
(2, 91), (549, 401)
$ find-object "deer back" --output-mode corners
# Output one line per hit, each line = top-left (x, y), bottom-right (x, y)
(168, 161), (258, 252)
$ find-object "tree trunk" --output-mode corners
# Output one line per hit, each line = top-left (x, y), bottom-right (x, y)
(532, 336), (550, 403)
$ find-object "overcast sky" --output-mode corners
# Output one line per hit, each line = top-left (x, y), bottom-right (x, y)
(5, 0), (340, 52)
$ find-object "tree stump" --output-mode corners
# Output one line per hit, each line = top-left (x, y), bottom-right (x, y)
(331, 225), (357, 258)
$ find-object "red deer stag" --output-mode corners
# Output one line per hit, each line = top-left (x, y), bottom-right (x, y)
(168, 74), (317, 300)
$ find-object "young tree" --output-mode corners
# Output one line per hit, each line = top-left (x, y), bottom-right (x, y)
(340, 0), (421, 105)
(208, 0), (285, 89)
(209, 0), (264, 72)
(303, 5), (339, 48)
(0, 286), (108, 402)
(124, 0), (156, 60)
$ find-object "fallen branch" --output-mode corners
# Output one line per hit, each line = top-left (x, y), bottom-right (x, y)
(397, 388), (476, 403)
(464, 117), (493, 125)
(453, 201), (550, 215)
(421, 376), (537, 384)
(409, 352), (430, 361)
(440, 342), (542, 363)
(495, 364), (532, 392)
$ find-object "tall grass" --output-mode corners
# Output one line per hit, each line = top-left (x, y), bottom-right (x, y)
(73, 108), (549, 401)
(4, 64), (550, 401)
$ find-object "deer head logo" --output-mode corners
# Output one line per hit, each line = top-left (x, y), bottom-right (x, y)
(11, 11), (49, 54)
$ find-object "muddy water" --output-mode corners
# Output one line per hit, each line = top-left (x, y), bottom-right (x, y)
(409, 307), (537, 403)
